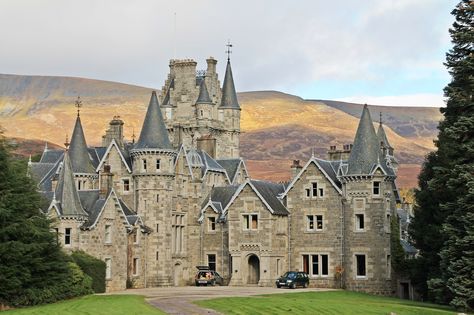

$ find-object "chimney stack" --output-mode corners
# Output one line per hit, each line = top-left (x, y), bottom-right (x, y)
(100, 164), (113, 198)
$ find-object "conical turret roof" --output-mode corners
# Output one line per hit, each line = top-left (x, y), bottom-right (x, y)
(69, 115), (95, 173)
(219, 60), (240, 109)
(196, 79), (212, 104)
(346, 105), (380, 175)
(134, 91), (172, 150)
(55, 150), (87, 216)
(377, 122), (393, 150)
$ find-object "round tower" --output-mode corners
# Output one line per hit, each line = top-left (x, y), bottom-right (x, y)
(131, 91), (176, 287)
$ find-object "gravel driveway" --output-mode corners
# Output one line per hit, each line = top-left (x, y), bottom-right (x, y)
(110, 286), (333, 315)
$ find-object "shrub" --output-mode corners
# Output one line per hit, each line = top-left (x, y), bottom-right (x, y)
(71, 251), (106, 293)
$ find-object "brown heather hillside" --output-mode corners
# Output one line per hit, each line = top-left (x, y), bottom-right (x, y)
(0, 75), (441, 188)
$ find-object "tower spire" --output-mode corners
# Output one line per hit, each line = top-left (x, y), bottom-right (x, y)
(219, 55), (240, 109)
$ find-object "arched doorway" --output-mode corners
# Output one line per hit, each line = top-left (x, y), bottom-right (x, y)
(248, 255), (260, 284)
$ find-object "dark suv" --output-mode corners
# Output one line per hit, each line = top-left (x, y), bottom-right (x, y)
(276, 271), (309, 289)
(195, 266), (224, 286)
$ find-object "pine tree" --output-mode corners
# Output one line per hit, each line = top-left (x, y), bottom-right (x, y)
(0, 132), (91, 306)
(412, 0), (474, 310)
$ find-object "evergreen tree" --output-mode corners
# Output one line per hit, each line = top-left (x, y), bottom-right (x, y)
(0, 131), (91, 306)
(412, 0), (474, 310)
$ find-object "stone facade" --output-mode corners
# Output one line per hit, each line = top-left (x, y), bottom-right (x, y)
(29, 56), (404, 296)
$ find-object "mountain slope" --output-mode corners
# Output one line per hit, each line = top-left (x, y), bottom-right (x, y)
(0, 75), (441, 188)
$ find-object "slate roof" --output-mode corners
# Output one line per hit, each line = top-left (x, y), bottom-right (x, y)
(54, 150), (87, 217)
(219, 60), (240, 109)
(250, 180), (289, 215)
(81, 198), (106, 228)
(197, 150), (227, 178)
(69, 115), (96, 174)
(162, 79), (174, 107)
(196, 79), (212, 104)
(134, 91), (173, 150)
(315, 159), (343, 189)
(346, 105), (380, 175)
(216, 158), (241, 183)
(201, 185), (240, 214)
(400, 239), (418, 255)
(39, 149), (63, 163)
(29, 162), (55, 183)
(37, 158), (63, 192)
(377, 122), (393, 149)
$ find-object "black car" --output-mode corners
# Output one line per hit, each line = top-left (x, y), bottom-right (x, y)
(195, 266), (224, 286)
(276, 271), (309, 289)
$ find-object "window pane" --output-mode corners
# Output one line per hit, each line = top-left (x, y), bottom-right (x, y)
(321, 255), (328, 275)
(251, 215), (258, 229)
(312, 183), (318, 196)
(307, 215), (314, 230)
(356, 255), (366, 276)
(208, 254), (216, 271)
(316, 215), (323, 230)
(312, 255), (319, 275)
(302, 255), (309, 274)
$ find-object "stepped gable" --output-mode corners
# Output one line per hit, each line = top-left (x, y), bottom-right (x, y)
(54, 150), (87, 217)
(69, 115), (95, 173)
(219, 60), (240, 109)
(134, 91), (172, 150)
(196, 79), (212, 104)
(346, 105), (380, 175)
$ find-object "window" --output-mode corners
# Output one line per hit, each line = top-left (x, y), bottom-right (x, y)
(156, 194), (160, 203)
(319, 188), (324, 197)
(123, 179), (130, 192)
(243, 214), (258, 230)
(208, 254), (216, 271)
(386, 214), (391, 233)
(156, 159), (160, 170)
(208, 217), (216, 231)
(54, 228), (59, 244)
(65, 228), (71, 245)
(356, 214), (365, 230)
(156, 224), (159, 233)
(105, 225), (112, 244)
(312, 182), (318, 197)
(386, 255), (391, 278)
(156, 251), (159, 261)
(356, 254), (366, 277)
(172, 214), (185, 254)
(133, 230), (139, 244)
(373, 181), (381, 195)
(302, 254), (329, 276)
(105, 258), (112, 279)
(307, 215), (324, 231)
(143, 159), (147, 171)
(133, 258), (139, 276)
(305, 188), (310, 197)
(200, 110), (203, 117)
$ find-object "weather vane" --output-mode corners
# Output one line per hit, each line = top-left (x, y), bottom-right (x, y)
(64, 134), (70, 150)
(75, 96), (82, 117)
(379, 112), (383, 125)
(226, 40), (233, 61)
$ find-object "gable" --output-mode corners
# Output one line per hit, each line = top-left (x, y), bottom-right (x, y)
(95, 140), (131, 173)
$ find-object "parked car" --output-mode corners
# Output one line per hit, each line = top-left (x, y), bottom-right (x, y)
(275, 271), (309, 289)
(195, 266), (224, 286)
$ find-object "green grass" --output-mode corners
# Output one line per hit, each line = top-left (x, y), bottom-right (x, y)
(3, 295), (165, 315)
(196, 291), (458, 315)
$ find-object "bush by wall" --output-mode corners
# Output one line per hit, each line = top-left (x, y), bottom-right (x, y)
(71, 251), (106, 293)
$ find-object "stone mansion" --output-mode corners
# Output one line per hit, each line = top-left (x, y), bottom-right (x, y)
(29, 56), (405, 295)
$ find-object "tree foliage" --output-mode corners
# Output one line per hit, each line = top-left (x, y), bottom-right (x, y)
(0, 132), (92, 306)
(411, 0), (474, 310)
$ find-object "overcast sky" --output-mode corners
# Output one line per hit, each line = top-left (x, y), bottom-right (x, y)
(0, 0), (456, 107)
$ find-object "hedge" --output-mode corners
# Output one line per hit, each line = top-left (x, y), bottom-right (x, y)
(71, 251), (106, 293)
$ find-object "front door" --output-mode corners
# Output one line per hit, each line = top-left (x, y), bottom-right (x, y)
(248, 255), (260, 284)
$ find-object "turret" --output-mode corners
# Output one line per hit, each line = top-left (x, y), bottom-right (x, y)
(218, 58), (241, 158)
(196, 79), (214, 123)
(377, 117), (398, 173)
(130, 91), (176, 287)
(68, 106), (98, 190)
(339, 105), (395, 295)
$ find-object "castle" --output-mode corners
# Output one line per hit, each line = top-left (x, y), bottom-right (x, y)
(29, 56), (405, 295)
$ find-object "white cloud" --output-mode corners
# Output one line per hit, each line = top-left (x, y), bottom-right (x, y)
(337, 93), (446, 108)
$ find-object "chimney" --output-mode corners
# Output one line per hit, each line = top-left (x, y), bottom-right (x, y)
(100, 164), (113, 198)
(291, 160), (303, 178)
(102, 116), (124, 148)
(327, 144), (352, 161)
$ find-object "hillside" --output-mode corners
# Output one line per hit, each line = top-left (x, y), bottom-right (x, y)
(0, 74), (442, 188)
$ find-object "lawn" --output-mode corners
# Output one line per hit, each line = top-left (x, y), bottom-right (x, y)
(3, 295), (165, 315)
(196, 291), (458, 315)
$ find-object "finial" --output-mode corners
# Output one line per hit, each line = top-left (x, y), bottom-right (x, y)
(64, 134), (70, 150)
(75, 96), (82, 117)
(311, 148), (315, 158)
(225, 40), (233, 61)
(190, 132), (195, 148)
(28, 154), (32, 165)
(131, 128), (136, 144)
(379, 112), (383, 126)
(44, 141), (48, 152)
